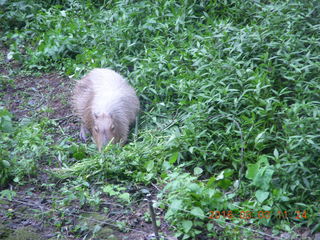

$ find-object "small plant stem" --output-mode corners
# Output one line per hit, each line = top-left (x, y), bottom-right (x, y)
(146, 194), (160, 240)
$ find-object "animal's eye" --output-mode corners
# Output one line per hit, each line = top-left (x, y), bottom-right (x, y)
(111, 124), (115, 131)
(94, 126), (99, 132)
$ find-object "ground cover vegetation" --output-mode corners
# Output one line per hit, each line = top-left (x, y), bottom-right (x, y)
(0, 0), (319, 239)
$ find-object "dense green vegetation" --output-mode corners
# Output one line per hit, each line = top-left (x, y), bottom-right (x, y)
(1, 0), (319, 239)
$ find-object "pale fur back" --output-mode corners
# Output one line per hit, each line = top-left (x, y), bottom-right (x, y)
(72, 68), (140, 143)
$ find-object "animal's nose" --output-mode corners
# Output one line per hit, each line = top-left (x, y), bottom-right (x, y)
(99, 136), (110, 152)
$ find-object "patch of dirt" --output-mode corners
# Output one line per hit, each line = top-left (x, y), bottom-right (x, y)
(1, 48), (77, 132)
(0, 187), (172, 240)
(4, 73), (72, 117)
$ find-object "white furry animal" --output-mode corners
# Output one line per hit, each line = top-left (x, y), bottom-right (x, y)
(72, 68), (140, 151)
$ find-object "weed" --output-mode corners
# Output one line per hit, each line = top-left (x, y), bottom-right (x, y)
(0, 108), (54, 187)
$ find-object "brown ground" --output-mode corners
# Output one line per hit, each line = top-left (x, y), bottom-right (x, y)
(0, 48), (174, 240)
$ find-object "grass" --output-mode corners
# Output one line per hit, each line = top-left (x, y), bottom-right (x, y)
(1, 0), (320, 239)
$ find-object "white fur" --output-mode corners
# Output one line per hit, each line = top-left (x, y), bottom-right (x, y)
(72, 68), (140, 146)
(90, 69), (128, 115)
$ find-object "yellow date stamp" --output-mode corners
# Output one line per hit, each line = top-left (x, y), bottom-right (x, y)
(208, 210), (308, 220)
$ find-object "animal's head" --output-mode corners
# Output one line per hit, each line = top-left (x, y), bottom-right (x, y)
(92, 113), (117, 151)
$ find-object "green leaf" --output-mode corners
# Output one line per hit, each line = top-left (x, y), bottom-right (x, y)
(13, 176), (20, 183)
(170, 199), (183, 211)
(255, 131), (265, 145)
(194, 167), (203, 175)
(207, 223), (213, 231)
(311, 222), (320, 234)
(0, 116), (13, 132)
(73, 151), (87, 160)
(145, 160), (154, 172)
(119, 193), (130, 203)
(273, 148), (279, 159)
(245, 163), (259, 180)
(60, 11), (66, 17)
(102, 185), (117, 196)
(255, 190), (269, 203)
(188, 183), (201, 192)
(169, 152), (179, 164)
(217, 179), (232, 189)
(223, 169), (234, 178)
(206, 176), (216, 187)
(0, 190), (16, 201)
(253, 166), (274, 190)
(216, 170), (225, 180)
(162, 161), (171, 170)
(190, 207), (205, 219)
(182, 220), (193, 233)
(2, 160), (10, 168)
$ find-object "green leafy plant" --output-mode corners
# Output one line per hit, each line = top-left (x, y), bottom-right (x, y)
(102, 184), (130, 204)
(0, 109), (54, 186)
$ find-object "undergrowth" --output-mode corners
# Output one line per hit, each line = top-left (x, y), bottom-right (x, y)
(1, 0), (320, 239)
(0, 106), (55, 186)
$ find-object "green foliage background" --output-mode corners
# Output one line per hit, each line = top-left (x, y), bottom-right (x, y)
(1, 0), (319, 238)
